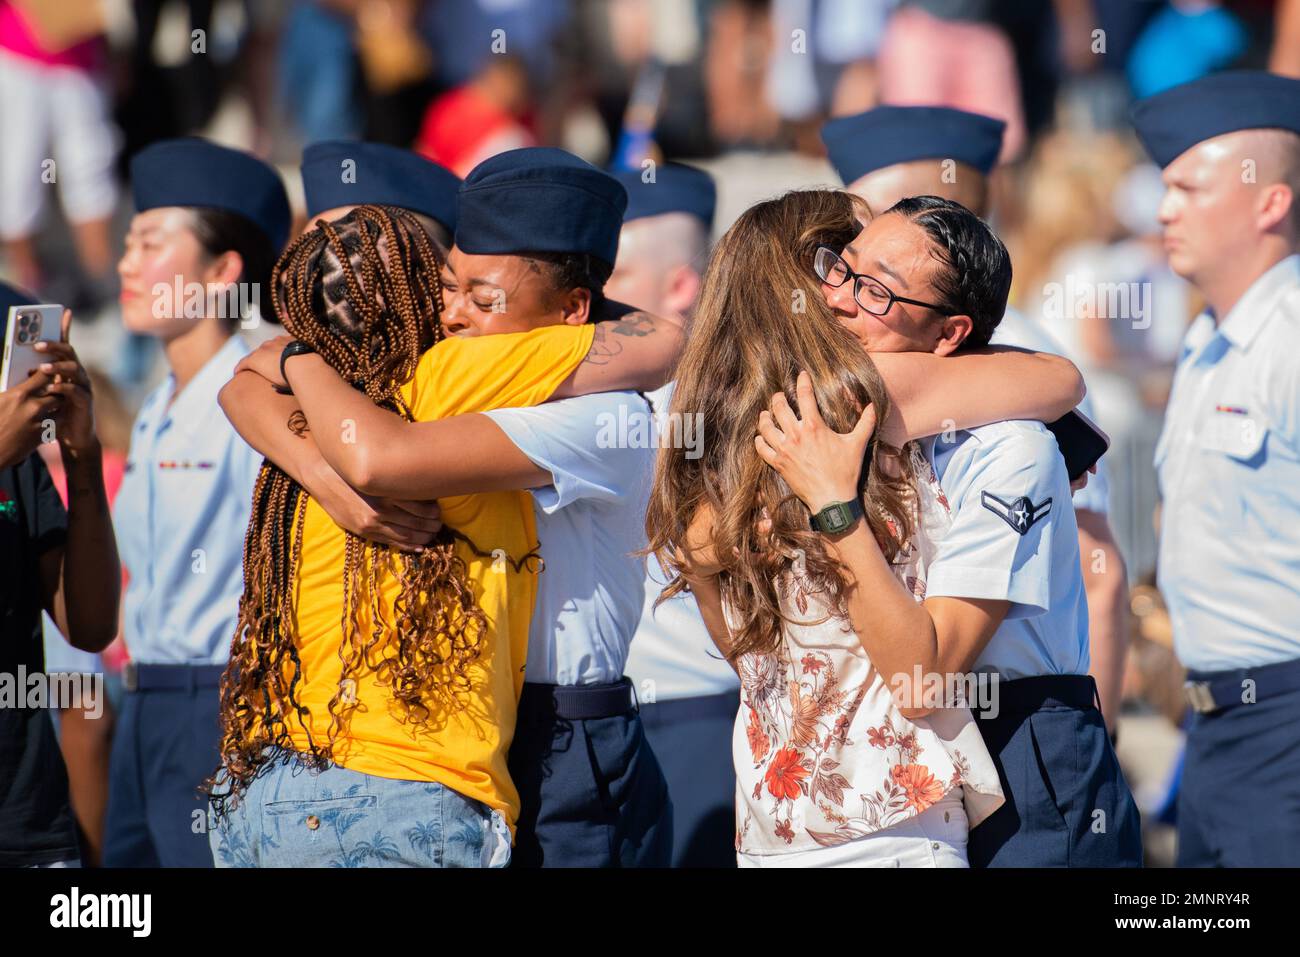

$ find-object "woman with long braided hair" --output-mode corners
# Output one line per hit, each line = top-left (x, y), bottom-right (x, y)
(220, 205), (478, 771)
(207, 204), (604, 868)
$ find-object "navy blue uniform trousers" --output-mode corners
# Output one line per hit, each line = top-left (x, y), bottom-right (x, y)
(507, 679), (673, 867)
(968, 675), (1142, 867)
(638, 690), (738, 867)
(103, 680), (221, 867)
(1177, 684), (1300, 867)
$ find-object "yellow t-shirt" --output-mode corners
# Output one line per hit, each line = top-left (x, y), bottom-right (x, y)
(285, 323), (594, 828)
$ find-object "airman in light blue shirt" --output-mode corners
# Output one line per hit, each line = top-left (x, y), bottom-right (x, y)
(103, 137), (288, 868)
(114, 334), (261, 665)
(1154, 254), (1300, 673)
(1132, 68), (1300, 867)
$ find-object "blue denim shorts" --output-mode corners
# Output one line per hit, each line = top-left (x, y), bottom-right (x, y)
(209, 750), (511, 868)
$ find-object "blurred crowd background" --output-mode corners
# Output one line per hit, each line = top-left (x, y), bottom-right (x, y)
(5, 0), (1299, 867)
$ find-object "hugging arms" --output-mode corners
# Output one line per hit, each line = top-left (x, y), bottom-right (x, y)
(223, 304), (1081, 560)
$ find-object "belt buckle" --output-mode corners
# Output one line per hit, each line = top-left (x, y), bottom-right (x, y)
(1184, 680), (1216, 713)
(122, 662), (138, 693)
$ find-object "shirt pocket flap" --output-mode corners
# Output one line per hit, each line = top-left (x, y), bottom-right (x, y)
(1200, 409), (1268, 462)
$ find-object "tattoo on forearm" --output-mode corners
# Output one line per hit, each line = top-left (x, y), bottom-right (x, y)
(583, 311), (656, 366)
(583, 323), (620, 366)
(609, 312), (655, 336)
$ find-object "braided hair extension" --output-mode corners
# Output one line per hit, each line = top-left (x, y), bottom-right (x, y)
(207, 206), (494, 813)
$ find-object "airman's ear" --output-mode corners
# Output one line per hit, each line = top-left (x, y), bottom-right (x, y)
(934, 314), (973, 356)
(205, 250), (245, 289)
(664, 265), (703, 317)
(560, 286), (594, 325)
(1258, 182), (1295, 235)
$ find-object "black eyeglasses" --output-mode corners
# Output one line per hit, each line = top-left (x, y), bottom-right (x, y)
(813, 246), (948, 317)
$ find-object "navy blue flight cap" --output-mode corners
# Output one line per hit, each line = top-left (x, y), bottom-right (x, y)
(130, 138), (291, 250)
(1131, 71), (1300, 169)
(613, 163), (716, 229)
(455, 148), (628, 264)
(821, 105), (1006, 185)
(301, 141), (461, 232)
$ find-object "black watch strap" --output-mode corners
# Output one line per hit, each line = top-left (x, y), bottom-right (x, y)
(810, 497), (864, 535)
(279, 339), (316, 393)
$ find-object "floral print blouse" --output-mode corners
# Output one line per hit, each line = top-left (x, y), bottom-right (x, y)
(731, 446), (1005, 855)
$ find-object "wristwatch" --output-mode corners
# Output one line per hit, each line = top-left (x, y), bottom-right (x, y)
(278, 339), (316, 393)
(810, 497), (864, 535)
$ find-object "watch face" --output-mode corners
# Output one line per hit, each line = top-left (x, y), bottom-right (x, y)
(819, 503), (851, 533)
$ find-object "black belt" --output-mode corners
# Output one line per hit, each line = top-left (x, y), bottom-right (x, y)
(973, 673), (1100, 719)
(520, 677), (636, 720)
(121, 662), (225, 693)
(1184, 656), (1300, 714)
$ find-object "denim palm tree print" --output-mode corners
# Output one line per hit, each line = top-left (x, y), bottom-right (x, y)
(209, 756), (501, 868)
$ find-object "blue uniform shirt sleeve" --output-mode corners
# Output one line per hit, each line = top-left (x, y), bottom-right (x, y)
(483, 392), (651, 514)
(925, 423), (1069, 619)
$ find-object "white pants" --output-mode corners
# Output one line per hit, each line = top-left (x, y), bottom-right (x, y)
(737, 788), (969, 868)
(0, 48), (119, 238)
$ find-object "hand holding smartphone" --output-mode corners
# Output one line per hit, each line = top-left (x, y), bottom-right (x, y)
(2, 303), (64, 392)
(1046, 408), (1111, 482)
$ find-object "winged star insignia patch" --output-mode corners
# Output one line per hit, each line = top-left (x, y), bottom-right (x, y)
(981, 491), (1051, 536)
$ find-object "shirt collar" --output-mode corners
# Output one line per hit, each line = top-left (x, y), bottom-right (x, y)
(1215, 254), (1300, 350)
(162, 334), (250, 427)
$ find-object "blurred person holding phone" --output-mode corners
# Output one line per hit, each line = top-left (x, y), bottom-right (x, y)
(38, 365), (133, 867)
(0, 281), (119, 867)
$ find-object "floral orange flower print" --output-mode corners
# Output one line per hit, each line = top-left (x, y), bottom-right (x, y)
(803, 713), (963, 846)
(746, 707), (770, 763)
(733, 454), (994, 854)
(891, 763), (945, 814)
(788, 684), (820, 748)
(764, 747), (810, 801)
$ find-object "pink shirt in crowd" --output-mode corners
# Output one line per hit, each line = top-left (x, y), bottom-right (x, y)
(0, 1), (103, 72)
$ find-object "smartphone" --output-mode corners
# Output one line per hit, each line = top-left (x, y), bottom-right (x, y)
(2, 304), (63, 392)
(1046, 408), (1111, 482)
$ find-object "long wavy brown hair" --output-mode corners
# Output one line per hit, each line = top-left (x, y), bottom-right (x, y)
(645, 189), (917, 663)
(208, 205), (488, 811)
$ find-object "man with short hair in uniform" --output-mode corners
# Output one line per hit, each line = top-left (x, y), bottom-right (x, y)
(1132, 70), (1300, 867)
